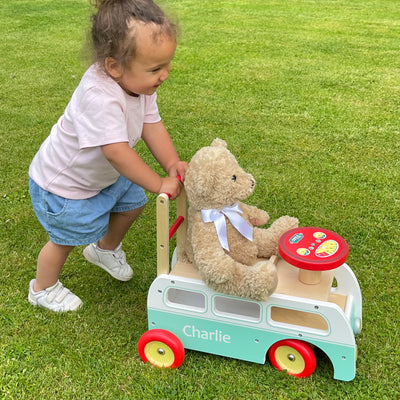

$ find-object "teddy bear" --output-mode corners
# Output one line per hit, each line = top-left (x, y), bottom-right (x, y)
(180, 138), (298, 301)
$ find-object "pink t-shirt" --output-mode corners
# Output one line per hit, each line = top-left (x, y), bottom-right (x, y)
(29, 64), (161, 199)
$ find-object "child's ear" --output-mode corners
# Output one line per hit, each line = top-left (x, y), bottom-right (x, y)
(105, 57), (123, 80)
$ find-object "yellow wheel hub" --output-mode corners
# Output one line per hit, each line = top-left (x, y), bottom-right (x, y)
(144, 341), (175, 368)
(274, 346), (305, 374)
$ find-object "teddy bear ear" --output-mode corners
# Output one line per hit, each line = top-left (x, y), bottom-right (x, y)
(211, 138), (227, 148)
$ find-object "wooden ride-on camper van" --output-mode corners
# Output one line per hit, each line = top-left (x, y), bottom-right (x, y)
(138, 189), (362, 381)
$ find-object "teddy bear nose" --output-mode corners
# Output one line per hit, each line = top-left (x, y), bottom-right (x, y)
(250, 177), (255, 187)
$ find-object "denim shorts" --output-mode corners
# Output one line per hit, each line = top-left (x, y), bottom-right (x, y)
(29, 176), (147, 246)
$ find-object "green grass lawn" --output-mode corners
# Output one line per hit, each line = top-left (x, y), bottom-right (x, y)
(1, 0), (399, 398)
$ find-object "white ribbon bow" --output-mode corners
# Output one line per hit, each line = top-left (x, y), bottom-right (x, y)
(201, 203), (253, 251)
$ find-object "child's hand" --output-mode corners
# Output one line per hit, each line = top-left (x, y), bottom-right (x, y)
(159, 176), (183, 200)
(168, 161), (189, 181)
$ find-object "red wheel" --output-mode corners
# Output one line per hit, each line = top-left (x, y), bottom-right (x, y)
(268, 339), (316, 378)
(138, 329), (185, 368)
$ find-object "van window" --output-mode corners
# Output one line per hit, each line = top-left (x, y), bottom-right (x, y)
(269, 306), (329, 332)
(166, 287), (206, 312)
(213, 296), (261, 322)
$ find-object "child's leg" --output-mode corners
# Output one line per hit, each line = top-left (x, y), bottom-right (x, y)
(34, 241), (75, 292)
(83, 205), (145, 281)
(29, 241), (82, 312)
(98, 205), (146, 250)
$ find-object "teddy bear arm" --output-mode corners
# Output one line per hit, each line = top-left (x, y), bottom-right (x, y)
(239, 202), (270, 226)
(253, 215), (299, 258)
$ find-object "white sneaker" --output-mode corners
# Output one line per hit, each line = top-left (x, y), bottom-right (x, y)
(28, 279), (82, 312)
(83, 242), (133, 281)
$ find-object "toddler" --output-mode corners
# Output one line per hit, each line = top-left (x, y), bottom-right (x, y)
(28, 0), (188, 311)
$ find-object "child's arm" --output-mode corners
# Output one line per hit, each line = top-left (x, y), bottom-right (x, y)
(101, 141), (182, 199)
(142, 121), (188, 180)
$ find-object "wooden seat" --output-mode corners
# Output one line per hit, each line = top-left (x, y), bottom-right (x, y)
(170, 261), (201, 280)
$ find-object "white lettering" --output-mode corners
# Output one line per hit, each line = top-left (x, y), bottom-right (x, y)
(183, 325), (231, 343)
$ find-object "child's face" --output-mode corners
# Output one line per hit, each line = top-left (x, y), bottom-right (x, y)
(112, 24), (177, 96)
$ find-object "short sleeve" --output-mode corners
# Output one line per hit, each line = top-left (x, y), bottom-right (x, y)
(72, 87), (129, 149)
(143, 93), (161, 124)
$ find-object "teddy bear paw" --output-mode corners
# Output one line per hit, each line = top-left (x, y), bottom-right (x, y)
(272, 216), (299, 234)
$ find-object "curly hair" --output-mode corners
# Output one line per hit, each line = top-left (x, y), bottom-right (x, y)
(90, 0), (178, 71)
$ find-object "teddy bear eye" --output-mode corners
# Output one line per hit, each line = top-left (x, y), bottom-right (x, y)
(232, 175), (237, 182)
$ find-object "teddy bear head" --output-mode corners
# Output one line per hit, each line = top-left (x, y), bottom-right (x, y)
(184, 138), (256, 210)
